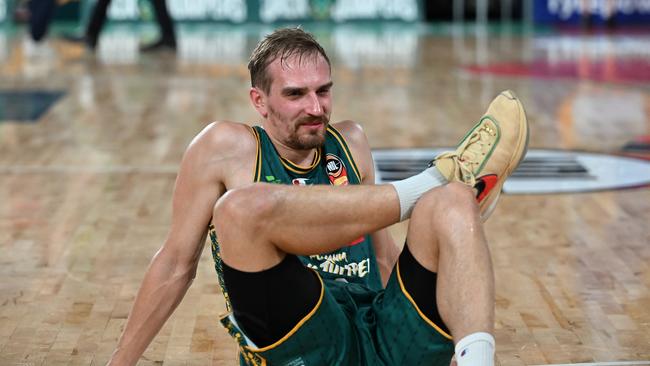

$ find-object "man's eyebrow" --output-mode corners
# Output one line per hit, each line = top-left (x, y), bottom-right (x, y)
(318, 81), (334, 90)
(281, 82), (333, 95)
(281, 86), (307, 95)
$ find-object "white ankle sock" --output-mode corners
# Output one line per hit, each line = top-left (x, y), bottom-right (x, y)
(455, 332), (495, 366)
(389, 166), (447, 221)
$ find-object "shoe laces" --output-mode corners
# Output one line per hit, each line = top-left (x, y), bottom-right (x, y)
(432, 123), (497, 185)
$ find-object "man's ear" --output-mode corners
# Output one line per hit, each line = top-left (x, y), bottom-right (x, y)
(250, 87), (268, 118)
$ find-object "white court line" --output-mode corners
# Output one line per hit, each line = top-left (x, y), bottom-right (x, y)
(532, 362), (650, 366)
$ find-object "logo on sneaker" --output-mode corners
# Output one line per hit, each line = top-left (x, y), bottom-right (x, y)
(474, 174), (498, 202)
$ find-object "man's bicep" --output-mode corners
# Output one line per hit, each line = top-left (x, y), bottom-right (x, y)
(163, 137), (227, 265)
(162, 121), (256, 264)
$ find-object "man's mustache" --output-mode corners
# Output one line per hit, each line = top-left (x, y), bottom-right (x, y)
(296, 116), (329, 126)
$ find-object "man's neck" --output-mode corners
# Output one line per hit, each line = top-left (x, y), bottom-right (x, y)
(266, 133), (318, 167)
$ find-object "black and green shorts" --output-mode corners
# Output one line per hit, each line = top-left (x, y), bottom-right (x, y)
(220, 263), (454, 366)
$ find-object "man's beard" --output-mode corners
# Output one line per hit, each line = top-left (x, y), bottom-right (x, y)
(269, 107), (329, 150)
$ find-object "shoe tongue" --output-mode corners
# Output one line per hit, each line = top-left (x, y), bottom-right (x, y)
(433, 158), (456, 181)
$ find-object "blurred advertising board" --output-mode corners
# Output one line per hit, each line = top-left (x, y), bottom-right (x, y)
(534, 0), (650, 24)
(107, 0), (422, 23)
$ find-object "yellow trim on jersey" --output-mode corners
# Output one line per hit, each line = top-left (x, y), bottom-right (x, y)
(396, 261), (453, 340)
(245, 269), (325, 353)
(250, 126), (262, 182)
(326, 126), (362, 183)
(280, 147), (322, 174)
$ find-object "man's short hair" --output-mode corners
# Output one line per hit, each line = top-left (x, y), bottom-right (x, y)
(248, 27), (331, 95)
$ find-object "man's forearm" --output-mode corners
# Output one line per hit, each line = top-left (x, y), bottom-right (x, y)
(107, 251), (197, 366)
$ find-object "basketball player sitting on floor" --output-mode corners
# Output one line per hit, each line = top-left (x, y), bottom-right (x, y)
(106, 27), (529, 366)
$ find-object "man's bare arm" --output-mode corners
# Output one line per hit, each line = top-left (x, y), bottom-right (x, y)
(107, 122), (255, 365)
(334, 121), (401, 287)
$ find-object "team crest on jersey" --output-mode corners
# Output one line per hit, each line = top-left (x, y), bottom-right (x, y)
(292, 178), (310, 185)
(325, 154), (349, 186)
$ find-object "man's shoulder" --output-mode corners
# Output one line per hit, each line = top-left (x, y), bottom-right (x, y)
(181, 121), (258, 187)
(330, 120), (369, 150)
(190, 121), (257, 156)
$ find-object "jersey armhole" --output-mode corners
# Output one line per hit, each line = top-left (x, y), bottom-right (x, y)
(249, 126), (262, 182)
(327, 125), (363, 183)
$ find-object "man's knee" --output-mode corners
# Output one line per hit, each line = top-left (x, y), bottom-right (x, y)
(407, 183), (481, 265)
(415, 182), (479, 222)
(213, 184), (286, 270)
(212, 183), (276, 234)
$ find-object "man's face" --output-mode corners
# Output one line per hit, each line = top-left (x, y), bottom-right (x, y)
(256, 53), (332, 150)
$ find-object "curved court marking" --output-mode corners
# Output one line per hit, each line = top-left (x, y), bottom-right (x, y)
(372, 148), (650, 194)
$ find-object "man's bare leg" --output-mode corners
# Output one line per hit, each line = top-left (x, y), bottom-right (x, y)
(405, 183), (495, 365)
(213, 183), (400, 271)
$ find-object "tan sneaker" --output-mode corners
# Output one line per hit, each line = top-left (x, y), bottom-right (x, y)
(433, 90), (529, 220)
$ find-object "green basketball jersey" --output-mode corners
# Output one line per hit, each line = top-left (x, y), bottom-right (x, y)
(251, 125), (382, 291)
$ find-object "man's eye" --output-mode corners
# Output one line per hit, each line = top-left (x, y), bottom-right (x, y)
(285, 91), (302, 98)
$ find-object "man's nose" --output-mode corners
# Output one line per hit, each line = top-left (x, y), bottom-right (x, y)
(305, 93), (324, 116)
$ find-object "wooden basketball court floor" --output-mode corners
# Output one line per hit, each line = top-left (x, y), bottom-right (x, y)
(0, 23), (649, 365)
